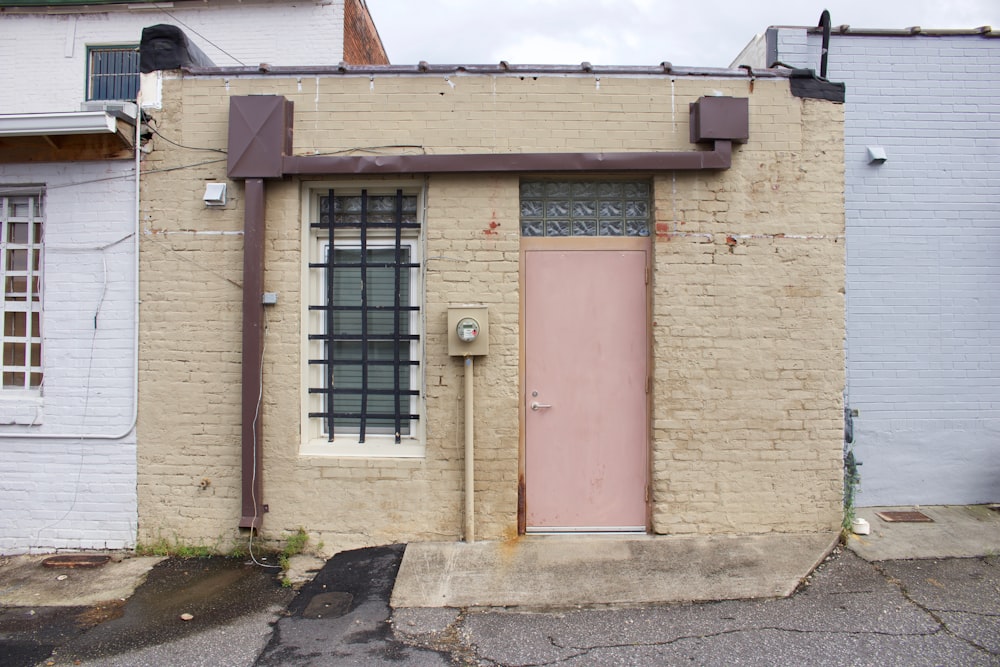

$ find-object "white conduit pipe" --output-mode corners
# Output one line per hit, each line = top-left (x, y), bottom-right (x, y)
(464, 355), (475, 543)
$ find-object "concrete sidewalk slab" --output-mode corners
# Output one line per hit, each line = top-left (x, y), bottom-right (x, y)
(0, 554), (165, 607)
(847, 505), (1000, 561)
(390, 532), (839, 610)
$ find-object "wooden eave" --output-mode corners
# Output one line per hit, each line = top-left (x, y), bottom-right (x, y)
(0, 115), (135, 164)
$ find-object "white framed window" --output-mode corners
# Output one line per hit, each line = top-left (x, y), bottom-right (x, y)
(302, 185), (424, 457)
(1, 189), (43, 392)
(87, 45), (140, 101)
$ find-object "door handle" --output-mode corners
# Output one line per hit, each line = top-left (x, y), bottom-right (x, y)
(530, 401), (552, 411)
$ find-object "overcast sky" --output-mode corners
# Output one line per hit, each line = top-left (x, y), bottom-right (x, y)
(365, 0), (999, 68)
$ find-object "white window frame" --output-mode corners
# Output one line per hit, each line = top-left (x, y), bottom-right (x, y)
(1, 188), (43, 399)
(300, 183), (425, 458)
(86, 44), (140, 102)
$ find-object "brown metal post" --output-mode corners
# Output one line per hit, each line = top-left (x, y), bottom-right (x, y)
(240, 177), (265, 528)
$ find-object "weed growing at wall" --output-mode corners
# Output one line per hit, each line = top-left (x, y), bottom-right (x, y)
(279, 527), (310, 587)
(842, 448), (861, 536)
(841, 405), (861, 538)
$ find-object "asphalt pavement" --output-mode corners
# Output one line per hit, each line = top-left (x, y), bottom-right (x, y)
(2, 506), (999, 666)
(394, 549), (999, 666)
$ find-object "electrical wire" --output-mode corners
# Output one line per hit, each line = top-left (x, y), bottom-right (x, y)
(247, 308), (281, 568)
(40, 157), (227, 192)
(31, 253), (109, 549)
(149, 3), (247, 66)
(146, 121), (227, 154)
(143, 233), (244, 290)
(314, 144), (427, 157)
(142, 158), (229, 175)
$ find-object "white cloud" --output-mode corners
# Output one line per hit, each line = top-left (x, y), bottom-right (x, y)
(367, 0), (1000, 67)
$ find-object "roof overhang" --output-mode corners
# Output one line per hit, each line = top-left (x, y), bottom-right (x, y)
(0, 110), (136, 163)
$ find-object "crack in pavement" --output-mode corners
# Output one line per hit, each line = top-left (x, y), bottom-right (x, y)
(871, 560), (999, 657)
(397, 552), (999, 666)
(454, 623), (954, 667)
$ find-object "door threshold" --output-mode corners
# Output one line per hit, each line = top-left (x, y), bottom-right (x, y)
(526, 527), (647, 535)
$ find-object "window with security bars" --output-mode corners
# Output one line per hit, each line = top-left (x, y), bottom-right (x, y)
(1, 191), (43, 390)
(519, 181), (651, 237)
(87, 45), (140, 101)
(307, 189), (421, 446)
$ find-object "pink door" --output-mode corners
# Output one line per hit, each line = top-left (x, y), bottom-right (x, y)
(524, 245), (648, 531)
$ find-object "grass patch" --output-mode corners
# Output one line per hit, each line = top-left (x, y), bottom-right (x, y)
(136, 536), (215, 559)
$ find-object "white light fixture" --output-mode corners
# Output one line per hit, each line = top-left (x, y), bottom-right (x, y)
(203, 183), (227, 206)
(866, 146), (887, 164)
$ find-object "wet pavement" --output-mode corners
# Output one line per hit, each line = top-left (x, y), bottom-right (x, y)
(1, 557), (293, 667)
(2, 539), (999, 666)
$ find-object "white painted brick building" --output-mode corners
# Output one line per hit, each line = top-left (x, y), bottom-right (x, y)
(0, 0), (385, 553)
(734, 25), (1000, 506)
(0, 1), (353, 115)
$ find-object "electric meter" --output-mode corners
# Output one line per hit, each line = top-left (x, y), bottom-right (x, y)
(448, 305), (488, 356)
(456, 317), (480, 343)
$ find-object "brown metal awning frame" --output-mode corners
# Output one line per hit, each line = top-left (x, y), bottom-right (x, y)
(228, 92), (750, 529)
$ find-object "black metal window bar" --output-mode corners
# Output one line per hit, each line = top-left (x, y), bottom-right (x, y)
(308, 189), (420, 443)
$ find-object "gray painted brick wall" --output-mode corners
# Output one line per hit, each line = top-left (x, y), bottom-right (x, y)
(771, 29), (1000, 506)
(0, 162), (138, 553)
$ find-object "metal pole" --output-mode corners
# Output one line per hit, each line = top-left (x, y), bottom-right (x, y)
(464, 355), (475, 543)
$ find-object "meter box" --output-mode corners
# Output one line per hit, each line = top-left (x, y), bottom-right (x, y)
(448, 305), (489, 356)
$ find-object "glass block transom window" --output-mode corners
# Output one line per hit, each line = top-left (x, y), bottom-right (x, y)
(307, 189), (421, 445)
(520, 181), (651, 237)
(1, 191), (43, 390)
(87, 45), (140, 101)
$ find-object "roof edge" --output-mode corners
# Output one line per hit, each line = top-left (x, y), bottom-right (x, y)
(181, 62), (793, 79)
(770, 24), (996, 38)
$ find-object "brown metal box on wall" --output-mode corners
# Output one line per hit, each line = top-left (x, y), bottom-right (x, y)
(689, 96), (749, 144)
(227, 96), (294, 179)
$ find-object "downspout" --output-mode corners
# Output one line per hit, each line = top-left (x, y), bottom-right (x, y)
(227, 95), (294, 533)
(239, 178), (266, 529)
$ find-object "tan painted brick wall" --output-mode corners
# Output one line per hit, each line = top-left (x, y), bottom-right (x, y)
(138, 72), (844, 553)
(650, 93), (845, 534)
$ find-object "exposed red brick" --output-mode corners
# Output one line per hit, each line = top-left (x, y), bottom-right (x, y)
(343, 0), (389, 65)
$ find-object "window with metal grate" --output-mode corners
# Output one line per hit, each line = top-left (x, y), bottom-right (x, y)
(307, 188), (422, 446)
(87, 45), (140, 101)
